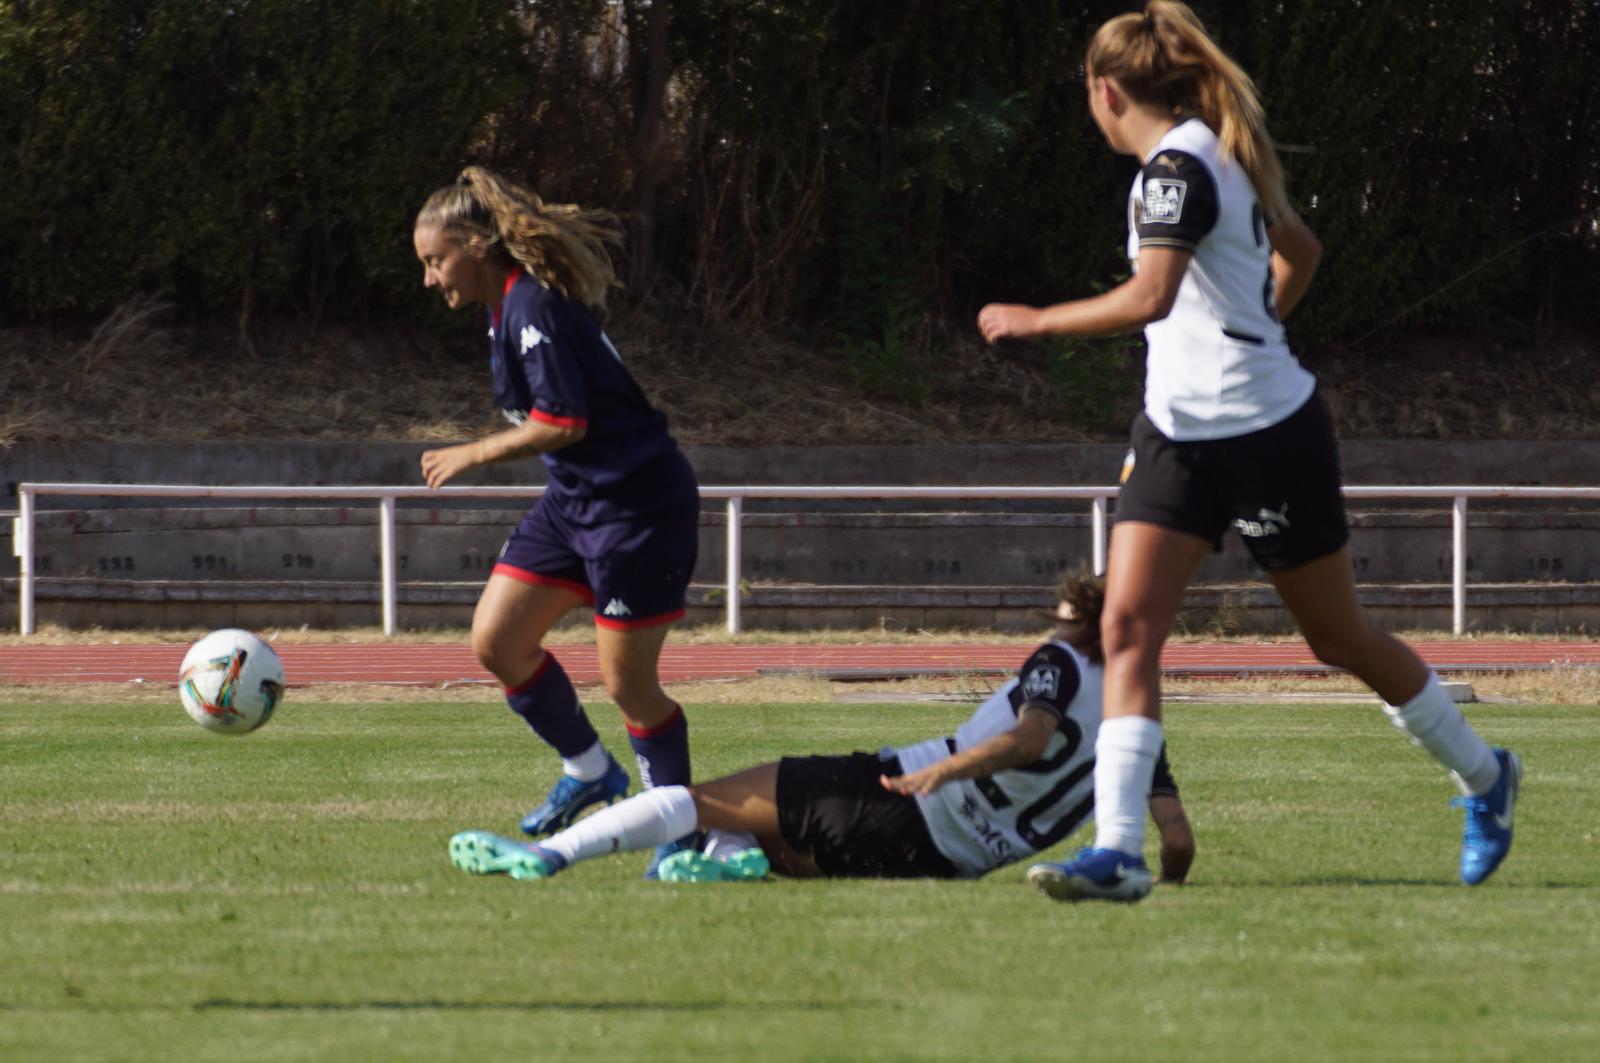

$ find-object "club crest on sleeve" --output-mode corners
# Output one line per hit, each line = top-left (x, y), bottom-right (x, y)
(1143, 178), (1188, 224)
(1022, 664), (1061, 701)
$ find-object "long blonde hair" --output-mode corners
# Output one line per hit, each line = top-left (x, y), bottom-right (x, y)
(415, 166), (622, 309)
(1087, 1), (1288, 220)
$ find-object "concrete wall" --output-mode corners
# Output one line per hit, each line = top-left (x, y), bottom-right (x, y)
(4, 441), (1599, 632)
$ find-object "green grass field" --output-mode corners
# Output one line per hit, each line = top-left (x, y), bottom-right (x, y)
(3, 695), (1596, 1062)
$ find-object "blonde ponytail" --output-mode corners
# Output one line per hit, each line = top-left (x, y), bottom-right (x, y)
(415, 167), (622, 309)
(1086, 1), (1289, 220)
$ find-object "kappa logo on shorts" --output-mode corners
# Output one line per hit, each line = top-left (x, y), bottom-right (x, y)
(1022, 664), (1061, 702)
(1233, 503), (1291, 538)
(1143, 178), (1188, 224)
(602, 598), (633, 618)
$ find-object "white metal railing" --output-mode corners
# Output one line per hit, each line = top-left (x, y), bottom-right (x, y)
(13, 483), (1600, 637)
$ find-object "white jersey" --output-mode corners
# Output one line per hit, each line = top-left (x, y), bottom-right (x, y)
(892, 641), (1103, 878)
(1129, 118), (1315, 441)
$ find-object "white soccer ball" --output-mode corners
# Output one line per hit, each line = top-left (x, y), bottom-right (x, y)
(177, 629), (285, 735)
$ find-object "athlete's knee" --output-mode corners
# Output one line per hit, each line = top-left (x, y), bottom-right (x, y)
(473, 628), (540, 684)
(1100, 606), (1166, 664)
(1302, 618), (1384, 671)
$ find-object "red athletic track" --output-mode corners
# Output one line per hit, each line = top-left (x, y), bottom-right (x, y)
(3, 641), (1598, 686)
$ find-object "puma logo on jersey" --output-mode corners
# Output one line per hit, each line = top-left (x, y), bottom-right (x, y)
(1143, 178), (1188, 223)
(602, 598), (633, 618)
(1154, 153), (1183, 174)
(1233, 503), (1291, 538)
(519, 324), (547, 353)
(1022, 665), (1061, 702)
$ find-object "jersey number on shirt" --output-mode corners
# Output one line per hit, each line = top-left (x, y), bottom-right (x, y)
(971, 718), (1096, 850)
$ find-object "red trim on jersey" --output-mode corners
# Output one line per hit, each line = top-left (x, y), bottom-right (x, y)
(626, 704), (685, 739)
(529, 407), (589, 429)
(504, 652), (556, 696)
(490, 268), (523, 330)
(489, 563), (595, 603)
(594, 607), (685, 632)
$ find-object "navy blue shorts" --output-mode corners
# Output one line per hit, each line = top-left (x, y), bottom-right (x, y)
(492, 497), (700, 629)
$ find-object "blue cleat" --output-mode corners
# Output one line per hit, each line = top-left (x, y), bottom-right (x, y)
(449, 830), (568, 880)
(643, 832), (705, 881)
(520, 756), (631, 837)
(1453, 747), (1521, 886)
(1026, 847), (1153, 903)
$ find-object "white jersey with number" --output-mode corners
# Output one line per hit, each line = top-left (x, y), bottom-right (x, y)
(1129, 117), (1315, 441)
(892, 641), (1102, 878)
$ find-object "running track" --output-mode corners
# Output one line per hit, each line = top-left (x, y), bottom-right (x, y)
(3, 641), (1599, 686)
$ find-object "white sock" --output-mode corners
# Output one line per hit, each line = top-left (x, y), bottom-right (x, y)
(1382, 671), (1500, 795)
(1092, 716), (1165, 856)
(562, 740), (612, 782)
(540, 785), (698, 866)
(703, 830), (759, 861)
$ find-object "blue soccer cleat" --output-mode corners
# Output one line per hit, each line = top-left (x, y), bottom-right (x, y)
(1026, 847), (1153, 903)
(1453, 747), (1521, 886)
(449, 830), (568, 880)
(643, 832), (705, 881)
(520, 756), (631, 837)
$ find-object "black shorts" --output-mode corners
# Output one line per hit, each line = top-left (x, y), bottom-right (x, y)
(776, 752), (960, 879)
(1115, 390), (1350, 571)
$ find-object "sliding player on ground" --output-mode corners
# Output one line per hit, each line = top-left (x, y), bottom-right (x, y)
(447, 573), (1197, 888)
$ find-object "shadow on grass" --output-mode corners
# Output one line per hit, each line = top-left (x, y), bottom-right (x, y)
(192, 998), (899, 1013)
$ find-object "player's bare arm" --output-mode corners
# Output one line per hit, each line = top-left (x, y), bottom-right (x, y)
(1267, 210), (1322, 319)
(879, 706), (1058, 797)
(420, 419), (587, 489)
(977, 246), (1192, 343)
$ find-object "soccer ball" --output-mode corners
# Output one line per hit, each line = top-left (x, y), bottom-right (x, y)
(178, 628), (285, 735)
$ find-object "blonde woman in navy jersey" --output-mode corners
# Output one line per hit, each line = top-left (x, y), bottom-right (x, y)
(979, 2), (1519, 902)
(413, 167), (701, 877)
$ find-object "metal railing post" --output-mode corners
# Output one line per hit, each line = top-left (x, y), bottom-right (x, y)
(380, 496), (398, 636)
(1452, 495), (1467, 636)
(1091, 495), (1108, 576)
(16, 484), (35, 636)
(725, 496), (743, 634)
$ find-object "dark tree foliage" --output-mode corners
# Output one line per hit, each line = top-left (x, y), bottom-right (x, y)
(1, 0), (1595, 358)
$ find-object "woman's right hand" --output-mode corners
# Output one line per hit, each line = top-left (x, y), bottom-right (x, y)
(977, 303), (1040, 344)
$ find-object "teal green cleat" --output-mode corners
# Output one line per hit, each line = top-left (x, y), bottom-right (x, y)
(448, 830), (568, 880)
(657, 847), (770, 883)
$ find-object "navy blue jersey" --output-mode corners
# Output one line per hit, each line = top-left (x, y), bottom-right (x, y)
(488, 271), (694, 523)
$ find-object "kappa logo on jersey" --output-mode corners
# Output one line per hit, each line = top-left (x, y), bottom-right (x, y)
(1021, 664), (1061, 702)
(1233, 503), (1291, 538)
(1153, 153), (1184, 175)
(1143, 178), (1188, 224)
(519, 324), (547, 353)
(602, 598), (633, 618)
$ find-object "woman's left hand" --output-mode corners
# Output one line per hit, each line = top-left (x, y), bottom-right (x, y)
(880, 765), (949, 797)
(420, 442), (483, 489)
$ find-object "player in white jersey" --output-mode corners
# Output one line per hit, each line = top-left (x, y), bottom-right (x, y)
(979, 2), (1518, 901)
(444, 572), (1196, 887)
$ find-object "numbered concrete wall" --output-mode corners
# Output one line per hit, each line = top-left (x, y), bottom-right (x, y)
(4, 441), (1599, 631)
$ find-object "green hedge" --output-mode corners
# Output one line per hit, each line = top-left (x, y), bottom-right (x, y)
(2, 1), (1595, 351)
